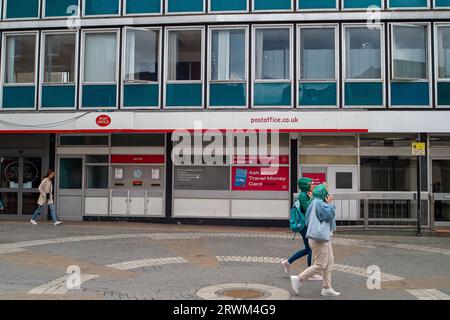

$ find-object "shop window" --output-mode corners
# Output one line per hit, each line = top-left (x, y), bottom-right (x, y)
(167, 0), (204, 13)
(59, 135), (109, 146)
(111, 134), (165, 147)
(298, 0), (336, 10)
(174, 166), (230, 190)
(254, 27), (292, 107)
(430, 136), (450, 147)
(86, 166), (109, 189)
(2, 33), (37, 109)
(336, 172), (353, 189)
(4, 0), (39, 19)
(299, 27), (337, 107)
(344, 26), (383, 107)
(437, 26), (450, 106)
(210, 0), (247, 12)
(23, 157), (42, 189)
(210, 28), (247, 107)
(45, 0), (79, 17)
(86, 155), (109, 163)
(125, 0), (161, 14)
(166, 29), (203, 108)
(124, 28), (160, 108)
(360, 134), (416, 147)
(253, 0), (292, 11)
(84, 0), (120, 16)
(82, 31), (118, 108)
(360, 157), (417, 191)
(300, 155), (357, 165)
(42, 33), (77, 109)
(0, 193), (18, 215)
(300, 135), (357, 147)
(388, 0), (428, 8)
(59, 158), (83, 189)
(391, 24), (429, 107)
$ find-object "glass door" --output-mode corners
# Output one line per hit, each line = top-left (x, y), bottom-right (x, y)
(0, 157), (20, 216)
(432, 160), (450, 226)
(57, 157), (83, 220)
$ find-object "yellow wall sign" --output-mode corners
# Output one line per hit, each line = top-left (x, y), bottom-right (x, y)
(412, 142), (426, 156)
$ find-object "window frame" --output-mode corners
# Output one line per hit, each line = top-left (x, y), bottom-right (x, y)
(165, 0), (206, 15)
(42, 0), (81, 19)
(0, 31), (39, 111)
(123, 0), (163, 16)
(252, 0), (293, 13)
(39, 30), (79, 110)
(297, 23), (339, 109)
(297, 0), (338, 12)
(434, 23), (450, 108)
(251, 24), (294, 109)
(2, 0), (41, 20)
(342, 23), (385, 108)
(340, 0), (384, 10)
(208, 0), (250, 13)
(121, 26), (162, 110)
(388, 0), (430, 9)
(80, 28), (120, 110)
(82, 0), (122, 17)
(207, 25), (249, 109)
(163, 26), (205, 109)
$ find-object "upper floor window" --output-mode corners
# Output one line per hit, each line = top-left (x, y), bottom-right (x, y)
(44, 0), (79, 17)
(167, 30), (202, 81)
(84, 0), (120, 16)
(437, 26), (450, 79)
(83, 32), (118, 83)
(4, 0), (40, 19)
(255, 28), (291, 80)
(211, 29), (246, 81)
(4, 34), (37, 84)
(43, 33), (77, 83)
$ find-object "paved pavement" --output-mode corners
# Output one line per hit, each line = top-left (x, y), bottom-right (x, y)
(0, 220), (449, 300)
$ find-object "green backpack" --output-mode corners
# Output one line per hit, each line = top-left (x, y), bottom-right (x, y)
(290, 197), (306, 235)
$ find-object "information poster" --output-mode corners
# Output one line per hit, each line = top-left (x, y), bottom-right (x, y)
(303, 173), (327, 186)
(232, 167), (289, 191)
(175, 167), (230, 191)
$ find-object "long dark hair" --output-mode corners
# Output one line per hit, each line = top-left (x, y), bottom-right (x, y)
(44, 169), (55, 179)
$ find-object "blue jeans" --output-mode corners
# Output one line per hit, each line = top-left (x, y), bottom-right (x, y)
(32, 203), (57, 223)
(287, 227), (312, 267)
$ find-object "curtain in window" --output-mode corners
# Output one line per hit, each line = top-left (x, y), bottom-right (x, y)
(84, 33), (117, 82)
(300, 28), (335, 80)
(255, 29), (290, 80)
(393, 25), (427, 80)
(5, 35), (36, 84)
(125, 29), (158, 82)
(168, 31), (179, 81)
(438, 27), (450, 79)
(346, 28), (381, 80)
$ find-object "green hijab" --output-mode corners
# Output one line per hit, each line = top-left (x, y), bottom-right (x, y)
(312, 184), (329, 201)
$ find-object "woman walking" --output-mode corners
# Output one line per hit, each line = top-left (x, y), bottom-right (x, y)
(281, 177), (322, 281)
(30, 169), (62, 226)
(290, 184), (340, 297)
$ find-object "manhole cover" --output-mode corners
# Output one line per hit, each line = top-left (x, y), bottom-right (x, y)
(220, 289), (265, 299)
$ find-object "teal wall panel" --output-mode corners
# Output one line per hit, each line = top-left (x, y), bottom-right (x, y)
(124, 84), (159, 107)
(166, 84), (203, 107)
(299, 83), (336, 106)
(85, 0), (119, 15)
(126, 0), (161, 14)
(41, 85), (76, 108)
(210, 83), (247, 107)
(254, 83), (291, 106)
(5, 0), (39, 18)
(167, 0), (204, 12)
(343, 0), (382, 8)
(345, 82), (383, 106)
(82, 85), (117, 108)
(435, 0), (450, 6)
(211, 0), (247, 11)
(391, 82), (429, 106)
(45, 0), (79, 17)
(254, 0), (292, 10)
(2, 86), (35, 109)
(298, 0), (336, 9)
(389, 0), (428, 7)
(437, 82), (450, 106)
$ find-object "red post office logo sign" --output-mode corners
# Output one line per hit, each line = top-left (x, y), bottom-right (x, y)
(96, 115), (111, 127)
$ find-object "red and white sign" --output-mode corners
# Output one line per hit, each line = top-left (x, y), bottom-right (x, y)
(233, 155), (289, 165)
(96, 115), (111, 127)
(111, 155), (165, 164)
(303, 173), (327, 186)
(232, 166), (289, 191)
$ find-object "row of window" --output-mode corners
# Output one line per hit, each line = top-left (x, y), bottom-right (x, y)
(1, 0), (449, 20)
(1, 23), (450, 110)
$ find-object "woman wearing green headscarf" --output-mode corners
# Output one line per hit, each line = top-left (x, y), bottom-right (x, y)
(290, 183), (340, 297)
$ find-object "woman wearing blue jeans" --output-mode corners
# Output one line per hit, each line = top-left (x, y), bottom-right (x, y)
(30, 170), (62, 226)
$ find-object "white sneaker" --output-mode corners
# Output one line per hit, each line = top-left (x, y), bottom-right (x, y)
(321, 288), (341, 297)
(30, 219), (38, 225)
(281, 260), (290, 275)
(308, 274), (323, 281)
(53, 221), (62, 226)
(290, 276), (302, 295)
